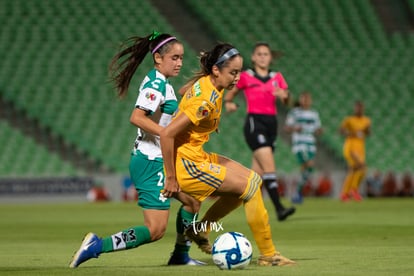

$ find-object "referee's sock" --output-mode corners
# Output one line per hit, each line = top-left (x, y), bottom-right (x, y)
(262, 173), (285, 212)
(262, 173), (295, 221)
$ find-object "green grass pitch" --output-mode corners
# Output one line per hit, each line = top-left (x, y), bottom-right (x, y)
(1, 197), (413, 275)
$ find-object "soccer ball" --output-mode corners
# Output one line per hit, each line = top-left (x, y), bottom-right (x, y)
(212, 232), (253, 270)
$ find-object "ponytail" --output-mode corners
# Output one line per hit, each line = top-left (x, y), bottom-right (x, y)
(109, 32), (178, 98)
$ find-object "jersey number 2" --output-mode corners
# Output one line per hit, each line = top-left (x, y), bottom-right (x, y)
(157, 172), (164, 187)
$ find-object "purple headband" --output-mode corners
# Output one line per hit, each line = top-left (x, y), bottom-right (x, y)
(151, 36), (177, 54)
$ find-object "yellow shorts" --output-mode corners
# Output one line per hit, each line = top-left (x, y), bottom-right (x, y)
(343, 142), (365, 168)
(176, 152), (226, 202)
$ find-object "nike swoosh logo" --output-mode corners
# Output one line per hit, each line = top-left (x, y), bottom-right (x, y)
(83, 240), (96, 251)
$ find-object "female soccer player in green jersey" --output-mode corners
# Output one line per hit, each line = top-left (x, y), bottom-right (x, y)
(285, 92), (322, 203)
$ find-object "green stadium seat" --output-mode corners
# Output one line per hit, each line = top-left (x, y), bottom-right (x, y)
(1, 0), (413, 176)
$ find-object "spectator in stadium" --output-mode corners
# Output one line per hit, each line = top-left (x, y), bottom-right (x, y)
(285, 91), (323, 203)
(398, 172), (413, 197)
(86, 181), (111, 202)
(339, 101), (371, 202)
(381, 171), (397, 197)
(70, 31), (203, 268)
(224, 42), (295, 221)
(365, 170), (383, 197)
(160, 43), (295, 266)
(315, 171), (333, 197)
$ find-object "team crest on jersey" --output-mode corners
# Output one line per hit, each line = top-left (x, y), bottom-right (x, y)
(159, 192), (168, 202)
(145, 92), (157, 101)
(196, 101), (210, 118)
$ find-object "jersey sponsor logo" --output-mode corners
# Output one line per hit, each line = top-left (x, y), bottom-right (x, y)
(145, 91), (157, 101)
(209, 90), (219, 105)
(194, 81), (202, 97)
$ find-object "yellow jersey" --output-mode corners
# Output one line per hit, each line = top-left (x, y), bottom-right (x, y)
(341, 115), (371, 166)
(341, 115), (371, 147)
(174, 76), (223, 161)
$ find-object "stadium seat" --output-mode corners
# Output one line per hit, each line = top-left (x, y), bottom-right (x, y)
(183, 0), (414, 173)
(1, 0), (413, 176)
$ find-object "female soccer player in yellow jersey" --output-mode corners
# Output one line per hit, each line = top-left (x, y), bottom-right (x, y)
(160, 43), (295, 266)
(339, 101), (371, 201)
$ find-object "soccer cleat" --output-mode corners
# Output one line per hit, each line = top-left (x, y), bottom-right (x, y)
(184, 223), (212, 254)
(167, 254), (206, 266)
(69, 232), (102, 268)
(257, 253), (296, 266)
(340, 193), (350, 202)
(350, 190), (363, 201)
(277, 207), (296, 221)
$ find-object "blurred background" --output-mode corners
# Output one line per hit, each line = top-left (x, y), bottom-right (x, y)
(0, 0), (413, 202)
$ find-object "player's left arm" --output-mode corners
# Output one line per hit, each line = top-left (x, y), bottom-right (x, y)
(273, 88), (290, 103)
(273, 72), (289, 104)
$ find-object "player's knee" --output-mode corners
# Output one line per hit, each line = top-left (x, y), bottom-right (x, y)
(176, 193), (201, 213)
(184, 197), (201, 213)
(146, 223), (167, 241)
(239, 171), (262, 202)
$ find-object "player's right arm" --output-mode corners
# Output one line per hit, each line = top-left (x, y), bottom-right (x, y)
(224, 86), (240, 113)
(339, 117), (351, 137)
(130, 108), (163, 136)
(130, 84), (165, 135)
(284, 109), (301, 133)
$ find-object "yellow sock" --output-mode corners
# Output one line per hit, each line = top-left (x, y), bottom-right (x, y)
(240, 171), (261, 201)
(351, 169), (366, 191)
(243, 176), (276, 256)
(341, 172), (355, 195)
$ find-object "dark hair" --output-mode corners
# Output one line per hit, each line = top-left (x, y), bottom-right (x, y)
(253, 42), (271, 52)
(184, 43), (240, 88)
(251, 42), (283, 61)
(300, 91), (311, 97)
(109, 33), (179, 98)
